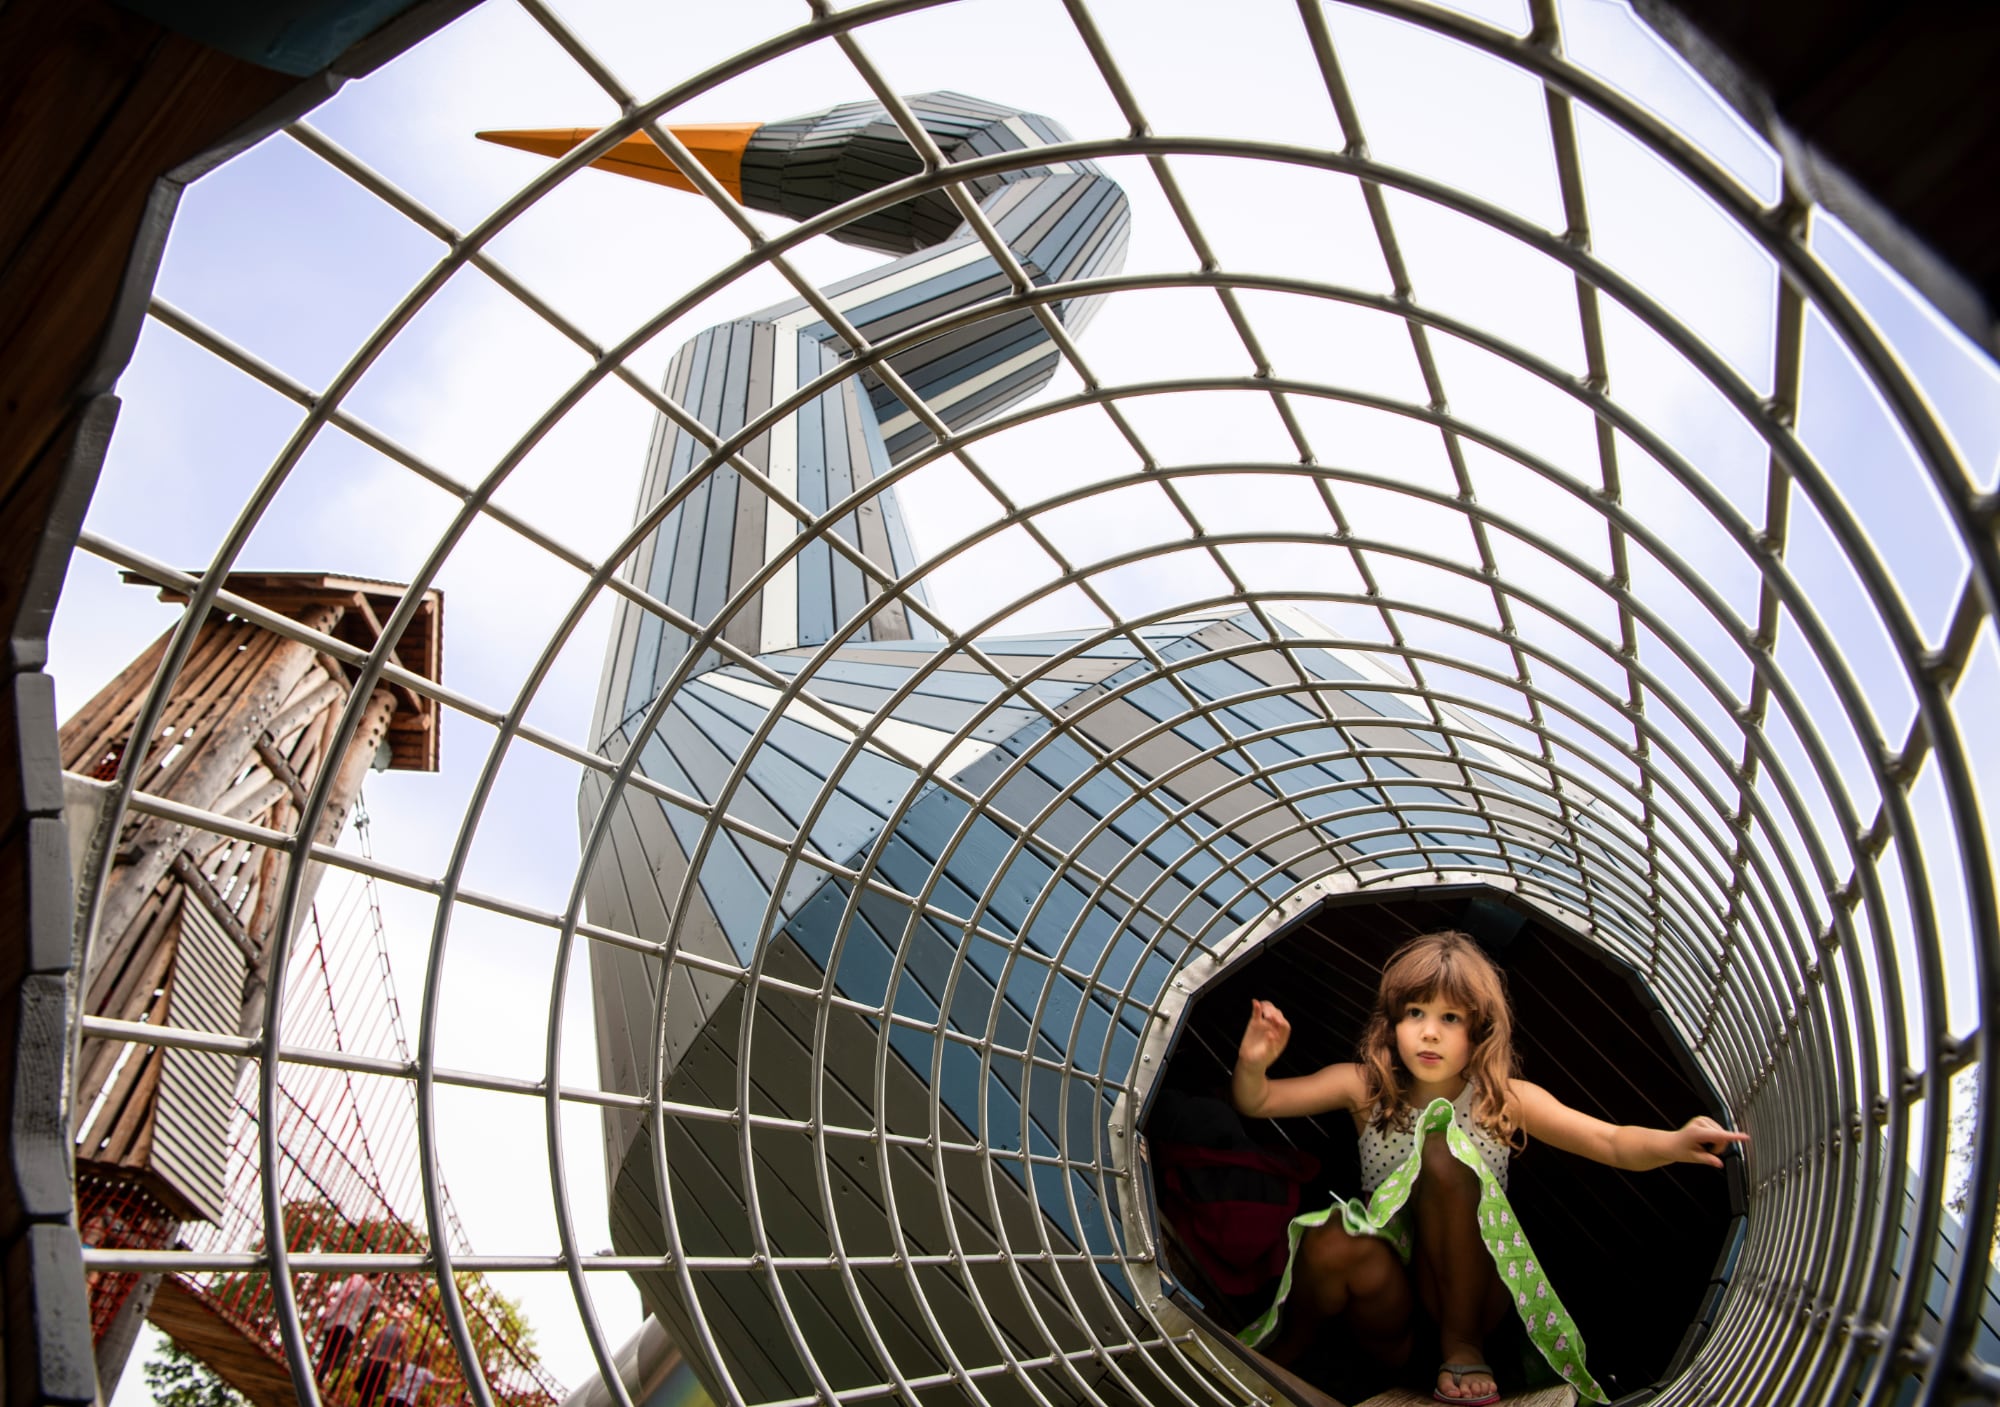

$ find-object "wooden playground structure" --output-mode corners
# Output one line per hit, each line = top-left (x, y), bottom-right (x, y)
(65, 577), (558, 1407)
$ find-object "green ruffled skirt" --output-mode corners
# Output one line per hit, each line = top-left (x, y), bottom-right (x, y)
(1236, 1096), (1607, 1403)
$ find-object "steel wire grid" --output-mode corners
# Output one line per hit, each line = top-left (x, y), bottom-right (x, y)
(46, 1), (2000, 1406)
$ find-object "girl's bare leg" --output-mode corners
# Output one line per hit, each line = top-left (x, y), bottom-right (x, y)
(1268, 1223), (1414, 1369)
(1413, 1134), (1506, 1401)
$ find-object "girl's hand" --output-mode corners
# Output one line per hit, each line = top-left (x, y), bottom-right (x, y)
(1667, 1115), (1749, 1168)
(1237, 999), (1291, 1073)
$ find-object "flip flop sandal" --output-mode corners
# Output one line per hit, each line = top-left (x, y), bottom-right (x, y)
(1434, 1361), (1501, 1406)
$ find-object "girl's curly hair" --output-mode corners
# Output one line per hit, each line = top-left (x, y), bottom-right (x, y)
(1359, 929), (1522, 1147)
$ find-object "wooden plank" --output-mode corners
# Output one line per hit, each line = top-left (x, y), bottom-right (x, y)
(264, 676), (342, 753)
(86, 1035), (163, 1169)
(147, 1277), (299, 1407)
(74, 892), (182, 1155)
(79, 878), (179, 1041)
(169, 851), (255, 959)
(154, 616), (326, 799)
(0, 2), (294, 529)
(142, 621), (283, 794)
(62, 622), (233, 785)
(57, 627), (172, 772)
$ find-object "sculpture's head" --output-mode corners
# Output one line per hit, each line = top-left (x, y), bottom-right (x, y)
(479, 91), (1098, 257)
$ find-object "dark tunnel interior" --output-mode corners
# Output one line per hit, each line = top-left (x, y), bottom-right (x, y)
(1141, 886), (1747, 1403)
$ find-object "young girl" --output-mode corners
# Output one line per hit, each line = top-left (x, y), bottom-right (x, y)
(1232, 930), (1745, 1405)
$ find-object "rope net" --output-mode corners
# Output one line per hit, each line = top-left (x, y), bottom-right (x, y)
(54, 2), (1998, 1406)
(79, 826), (565, 1407)
(176, 847), (562, 1407)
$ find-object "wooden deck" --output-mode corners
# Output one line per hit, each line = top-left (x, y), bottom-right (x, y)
(1356, 1388), (1576, 1407)
(149, 1277), (300, 1407)
(1239, 1349), (1344, 1407)
(1222, 1326), (1577, 1407)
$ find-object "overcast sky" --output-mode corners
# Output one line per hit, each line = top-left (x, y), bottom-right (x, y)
(74, 0), (2000, 1397)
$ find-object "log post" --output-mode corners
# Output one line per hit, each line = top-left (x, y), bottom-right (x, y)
(86, 606), (340, 984)
(236, 684), (395, 1043)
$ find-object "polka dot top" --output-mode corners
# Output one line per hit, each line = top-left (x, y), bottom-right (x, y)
(1358, 1080), (1512, 1194)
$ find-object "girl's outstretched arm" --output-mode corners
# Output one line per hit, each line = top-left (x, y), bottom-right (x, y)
(1231, 999), (1367, 1119)
(1512, 1080), (1749, 1171)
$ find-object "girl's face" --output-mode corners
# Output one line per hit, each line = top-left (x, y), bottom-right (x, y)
(1395, 992), (1474, 1093)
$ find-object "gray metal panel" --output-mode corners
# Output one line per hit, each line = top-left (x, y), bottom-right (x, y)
(607, 931), (1153, 1407)
(591, 779), (733, 1093)
(154, 892), (244, 1224)
(722, 319), (774, 660)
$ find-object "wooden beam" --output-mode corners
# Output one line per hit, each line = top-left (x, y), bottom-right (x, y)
(263, 677), (342, 752)
(166, 852), (256, 964)
(251, 735), (311, 808)
(235, 686), (394, 1042)
(340, 592), (427, 719)
(147, 1278), (299, 1407)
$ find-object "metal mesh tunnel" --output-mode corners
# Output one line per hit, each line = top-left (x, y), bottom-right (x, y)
(24, 3), (2000, 1407)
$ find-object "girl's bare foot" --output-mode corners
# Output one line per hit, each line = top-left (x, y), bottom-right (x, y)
(1434, 1346), (1496, 1402)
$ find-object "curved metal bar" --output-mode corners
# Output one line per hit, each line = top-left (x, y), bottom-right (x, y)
(50, 3), (2000, 1406)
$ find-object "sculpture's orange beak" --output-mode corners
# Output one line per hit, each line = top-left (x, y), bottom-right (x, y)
(475, 123), (759, 200)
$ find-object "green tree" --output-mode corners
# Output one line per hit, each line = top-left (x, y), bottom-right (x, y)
(142, 1339), (247, 1407)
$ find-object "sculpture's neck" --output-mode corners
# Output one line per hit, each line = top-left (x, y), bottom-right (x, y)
(593, 167), (1127, 751)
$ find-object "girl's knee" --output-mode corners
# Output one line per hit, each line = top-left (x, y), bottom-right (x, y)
(1302, 1225), (1391, 1283)
(1345, 1237), (1401, 1297)
(1299, 1225), (1358, 1276)
(1418, 1134), (1477, 1194)
(1293, 1227), (1408, 1322)
(1303, 1227), (1401, 1286)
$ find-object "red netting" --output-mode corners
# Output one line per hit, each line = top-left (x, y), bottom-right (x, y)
(77, 1169), (178, 1341)
(165, 808), (564, 1407)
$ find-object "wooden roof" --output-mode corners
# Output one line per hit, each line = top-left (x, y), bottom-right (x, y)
(127, 571), (445, 773)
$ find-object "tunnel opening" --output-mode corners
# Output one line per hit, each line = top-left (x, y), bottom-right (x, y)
(1139, 885), (1745, 1404)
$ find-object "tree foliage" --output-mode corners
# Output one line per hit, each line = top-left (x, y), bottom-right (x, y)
(194, 1198), (553, 1407)
(143, 1339), (248, 1407)
(1945, 1066), (1998, 1263)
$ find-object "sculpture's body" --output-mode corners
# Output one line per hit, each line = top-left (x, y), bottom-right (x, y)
(556, 95), (1595, 1403)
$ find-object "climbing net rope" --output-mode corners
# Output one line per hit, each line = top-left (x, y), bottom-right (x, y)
(54, 3), (1998, 1406)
